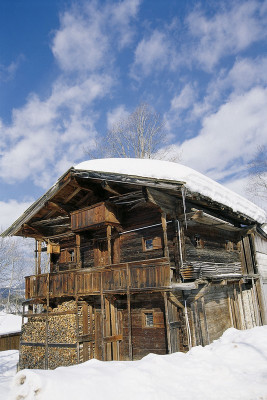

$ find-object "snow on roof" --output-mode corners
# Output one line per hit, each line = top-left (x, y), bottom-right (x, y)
(0, 312), (22, 335)
(75, 158), (266, 224)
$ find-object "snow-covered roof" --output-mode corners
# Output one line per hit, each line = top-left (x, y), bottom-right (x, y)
(75, 158), (266, 224)
(0, 312), (22, 336)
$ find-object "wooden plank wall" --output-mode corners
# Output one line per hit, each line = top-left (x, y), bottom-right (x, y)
(0, 332), (20, 351)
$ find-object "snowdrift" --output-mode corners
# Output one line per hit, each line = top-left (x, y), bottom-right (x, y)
(10, 326), (267, 400)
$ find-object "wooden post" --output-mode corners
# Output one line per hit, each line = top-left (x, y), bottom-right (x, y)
(126, 264), (133, 360)
(161, 213), (169, 259)
(252, 278), (261, 326)
(100, 273), (106, 361)
(163, 292), (171, 354)
(227, 288), (234, 328)
(75, 274), (80, 364)
(35, 240), (38, 276)
(110, 301), (118, 360)
(37, 240), (42, 275)
(201, 297), (210, 345)
(89, 304), (94, 359)
(76, 234), (81, 269)
(105, 298), (112, 360)
(82, 303), (89, 361)
(45, 273), (50, 369)
(107, 225), (112, 265)
(239, 281), (248, 329)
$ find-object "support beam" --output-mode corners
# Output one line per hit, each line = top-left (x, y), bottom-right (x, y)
(161, 213), (169, 259)
(163, 292), (171, 354)
(76, 234), (81, 269)
(126, 264), (133, 360)
(107, 225), (112, 265)
(100, 275), (106, 361)
(37, 240), (42, 275)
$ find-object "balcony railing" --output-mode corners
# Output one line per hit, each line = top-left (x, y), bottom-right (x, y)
(25, 257), (171, 299)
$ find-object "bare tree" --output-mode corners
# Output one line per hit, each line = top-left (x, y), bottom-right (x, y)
(87, 103), (168, 159)
(247, 145), (267, 202)
(0, 236), (32, 313)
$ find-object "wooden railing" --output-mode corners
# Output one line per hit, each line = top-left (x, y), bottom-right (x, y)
(25, 257), (171, 299)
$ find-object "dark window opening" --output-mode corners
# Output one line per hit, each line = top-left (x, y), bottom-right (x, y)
(142, 237), (162, 251)
(145, 312), (154, 327)
(145, 239), (153, 250)
(194, 234), (204, 248)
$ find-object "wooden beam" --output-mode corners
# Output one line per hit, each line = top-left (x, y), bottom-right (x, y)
(110, 302), (118, 360)
(100, 275), (106, 361)
(163, 292), (171, 354)
(126, 264), (133, 360)
(169, 293), (184, 309)
(37, 240), (42, 275)
(161, 213), (169, 259)
(101, 181), (121, 195)
(64, 187), (81, 203)
(105, 298), (112, 360)
(104, 334), (123, 343)
(107, 225), (112, 265)
(76, 234), (81, 269)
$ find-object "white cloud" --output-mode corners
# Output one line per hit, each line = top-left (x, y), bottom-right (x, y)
(0, 74), (113, 187)
(167, 87), (267, 182)
(52, 8), (108, 72)
(131, 30), (173, 77)
(110, 0), (141, 48)
(0, 55), (24, 82)
(171, 84), (196, 112)
(0, 200), (33, 231)
(52, 0), (141, 72)
(187, 1), (267, 70)
(107, 105), (130, 129)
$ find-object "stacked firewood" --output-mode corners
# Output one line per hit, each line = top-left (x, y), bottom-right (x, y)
(20, 300), (78, 370)
(19, 346), (46, 370)
(48, 348), (77, 368)
(48, 300), (77, 344)
(21, 317), (46, 343)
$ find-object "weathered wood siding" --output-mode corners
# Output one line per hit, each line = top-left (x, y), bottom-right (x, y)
(0, 332), (20, 351)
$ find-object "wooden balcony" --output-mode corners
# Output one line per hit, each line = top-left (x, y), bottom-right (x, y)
(25, 257), (171, 299)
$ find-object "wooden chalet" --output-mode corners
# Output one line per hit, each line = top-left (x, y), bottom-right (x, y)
(1, 159), (267, 370)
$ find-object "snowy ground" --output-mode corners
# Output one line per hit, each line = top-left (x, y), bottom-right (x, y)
(0, 350), (19, 399)
(0, 312), (22, 335)
(0, 326), (266, 400)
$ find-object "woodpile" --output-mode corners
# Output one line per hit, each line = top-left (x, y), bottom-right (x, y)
(48, 301), (77, 344)
(19, 300), (78, 370)
(19, 346), (46, 370)
(21, 317), (46, 343)
(48, 348), (77, 368)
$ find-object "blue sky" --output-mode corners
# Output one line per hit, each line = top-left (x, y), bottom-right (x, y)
(1, 0), (267, 229)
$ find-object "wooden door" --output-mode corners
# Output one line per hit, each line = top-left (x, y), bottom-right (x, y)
(79, 301), (95, 362)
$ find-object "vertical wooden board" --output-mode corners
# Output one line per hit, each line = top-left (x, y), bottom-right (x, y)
(88, 304), (94, 359)
(110, 302), (118, 360)
(163, 293), (171, 354)
(244, 289), (256, 328)
(255, 279), (266, 325)
(203, 286), (232, 342)
(94, 310), (102, 360)
(82, 303), (89, 362)
(105, 298), (112, 361)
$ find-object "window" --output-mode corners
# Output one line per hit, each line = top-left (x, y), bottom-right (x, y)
(194, 234), (204, 249)
(225, 240), (234, 252)
(144, 238), (153, 250)
(142, 237), (162, 252)
(144, 312), (154, 327)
